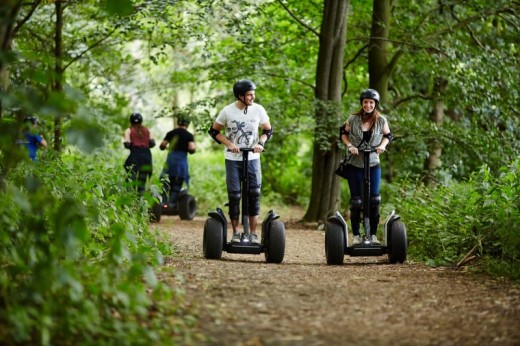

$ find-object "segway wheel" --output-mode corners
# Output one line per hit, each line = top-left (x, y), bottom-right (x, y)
(149, 202), (162, 223)
(388, 220), (407, 264)
(178, 194), (196, 220)
(203, 217), (224, 260)
(325, 222), (345, 265)
(264, 220), (285, 263)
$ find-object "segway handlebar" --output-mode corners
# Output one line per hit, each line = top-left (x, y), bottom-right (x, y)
(226, 147), (266, 153)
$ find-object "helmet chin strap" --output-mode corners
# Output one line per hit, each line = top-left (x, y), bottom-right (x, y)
(238, 96), (249, 114)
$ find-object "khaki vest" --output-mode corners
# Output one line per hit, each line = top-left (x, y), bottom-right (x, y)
(346, 114), (388, 168)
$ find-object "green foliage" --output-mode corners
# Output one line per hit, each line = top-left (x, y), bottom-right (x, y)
(0, 153), (201, 345)
(399, 158), (520, 279)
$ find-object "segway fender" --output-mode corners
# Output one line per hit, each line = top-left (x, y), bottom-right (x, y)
(208, 208), (228, 243)
(327, 211), (349, 247)
(383, 210), (401, 246)
(261, 209), (280, 245)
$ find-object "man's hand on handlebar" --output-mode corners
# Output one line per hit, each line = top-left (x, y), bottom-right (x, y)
(226, 143), (240, 153)
(253, 143), (264, 153)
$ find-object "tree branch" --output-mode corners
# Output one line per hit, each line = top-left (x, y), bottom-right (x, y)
(344, 43), (367, 70)
(428, 7), (517, 39)
(13, 0), (40, 36)
(264, 71), (315, 92)
(450, 6), (485, 50)
(63, 27), (118, 71)
(347, 36), (448, 56)
(392, 93), (433, 108)
(275, 0), (320, 37)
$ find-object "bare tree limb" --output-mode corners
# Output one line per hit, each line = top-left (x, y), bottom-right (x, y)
(264, 71), (315, 91)
(275, 0), (320, 37)
(449, 6), (485, 50)
(63, 27), (118, 71)
(392, 93), (433, 108)
(13, 0), (41, 36)
(344, 43), (367, 70)
(428, 7), (517, 39)
(347, 36), (448, 56)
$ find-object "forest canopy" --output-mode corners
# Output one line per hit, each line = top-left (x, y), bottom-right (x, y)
(0, 0), (519, 344)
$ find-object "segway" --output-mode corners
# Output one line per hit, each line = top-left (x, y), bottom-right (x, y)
(203, 148), (285, 263)
(325, 143), (407, 265)
(161, 188), (197, 220)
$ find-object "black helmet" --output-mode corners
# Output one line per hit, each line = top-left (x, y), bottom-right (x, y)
(177, 117), (190, 126)
(129, 112), (143, 124)
(24, 116), (38, 124)
(359, 89), (380, 104)
(233, 79), (256, 99)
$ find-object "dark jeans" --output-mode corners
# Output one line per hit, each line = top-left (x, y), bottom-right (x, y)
(345, 164), (381, 236)
(225, 159), (262, 219)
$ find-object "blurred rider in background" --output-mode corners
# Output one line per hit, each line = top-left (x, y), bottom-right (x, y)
(123, 112), (156, 195)
(159, 117), (196, 209)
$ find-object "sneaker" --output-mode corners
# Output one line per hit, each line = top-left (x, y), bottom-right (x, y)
(371, 235), (381, 245)
(250, 233), (260, 244)
(231, 232), (241, 243)
(353, 235), (362, 245)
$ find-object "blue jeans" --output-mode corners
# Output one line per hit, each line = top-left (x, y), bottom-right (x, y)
(225, 159), (262, 219)
(345, 164), (381, 236)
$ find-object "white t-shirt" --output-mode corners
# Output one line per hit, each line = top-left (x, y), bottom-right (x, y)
(216, 102), (269, 161)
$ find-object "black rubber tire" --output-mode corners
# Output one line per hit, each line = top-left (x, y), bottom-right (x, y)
(178, 194), (196, 220)
(203, 218), (223, 260)
(325, 222), (345, 265)
(388, 220), (407, 264)
(149, 202), (162, 223)
(264, 220), (285, 263)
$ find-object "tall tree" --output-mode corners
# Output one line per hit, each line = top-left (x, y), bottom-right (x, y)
(0, 1), (23, 119)
(368, 0), (401, 105)
(303, 0), (349, 222)
(53, 0), (63, 152)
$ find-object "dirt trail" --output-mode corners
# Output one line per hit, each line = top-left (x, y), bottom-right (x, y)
(156, 210), (520, 346)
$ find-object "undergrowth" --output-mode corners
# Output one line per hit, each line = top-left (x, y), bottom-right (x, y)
(0, 151), (205, 345)
(399, 158), (520, 279)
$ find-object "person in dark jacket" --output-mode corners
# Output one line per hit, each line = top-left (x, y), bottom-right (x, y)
(123, 112), (156, 195)
(159, 117), (196, 209)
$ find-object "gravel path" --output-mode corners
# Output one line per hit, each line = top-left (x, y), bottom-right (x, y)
(156, 211), (520, 346)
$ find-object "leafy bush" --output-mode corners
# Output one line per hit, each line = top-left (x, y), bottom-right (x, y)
(0, 152), (201, 345)
(399, 158), (520, 279)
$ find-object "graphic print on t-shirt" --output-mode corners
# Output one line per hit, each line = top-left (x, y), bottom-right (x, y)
(227, 119), (256, 146)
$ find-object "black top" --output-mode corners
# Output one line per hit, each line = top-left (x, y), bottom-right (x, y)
(162, 128), (194, 152)
(362, 130), (372, 143)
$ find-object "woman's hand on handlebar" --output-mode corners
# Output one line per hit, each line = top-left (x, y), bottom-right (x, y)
(348, 146), (359, 155)
(376, 145), (387, 155)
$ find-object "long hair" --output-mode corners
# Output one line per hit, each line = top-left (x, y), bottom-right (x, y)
(131, 123), (145, 138)
(353, 108), (380, 130)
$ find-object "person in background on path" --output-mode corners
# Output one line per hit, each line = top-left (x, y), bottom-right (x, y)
(123, 112), (156, 195)
(18, 116), (47, 162)
(339, 89), (393, 245)
(208, 79), (272, 245)
(159, 117), (196, 209)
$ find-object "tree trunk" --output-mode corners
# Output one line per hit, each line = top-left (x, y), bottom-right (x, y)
(53, 0), (64, 152)
(0, 1), (22, 119)
(303, 0), (349, 223)
(368, 0), (399, 183)
(368, 0), (391, 104)
(422, 77), (447, 185)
